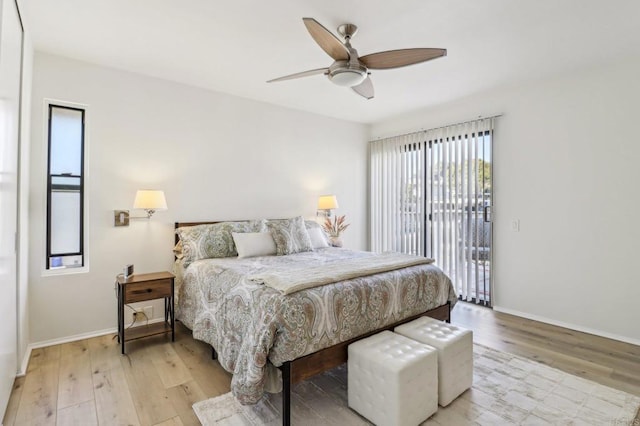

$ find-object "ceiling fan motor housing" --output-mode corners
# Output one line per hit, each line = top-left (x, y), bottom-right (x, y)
(328, 60), (368, 87)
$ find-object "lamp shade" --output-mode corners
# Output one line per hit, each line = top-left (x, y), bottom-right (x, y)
(133, 190), (168, 210)
(318, 195), (339, 210)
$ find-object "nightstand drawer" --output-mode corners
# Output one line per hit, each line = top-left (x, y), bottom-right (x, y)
(124, 279), (172, 303)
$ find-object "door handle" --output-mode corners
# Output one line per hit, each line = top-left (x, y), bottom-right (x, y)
(483, 205), (491, 222)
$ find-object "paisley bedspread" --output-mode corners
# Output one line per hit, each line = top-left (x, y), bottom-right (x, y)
(175, 248), (457, 405)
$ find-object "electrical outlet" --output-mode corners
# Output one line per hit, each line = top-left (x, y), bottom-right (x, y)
(130, 308), (144, 324)
(129, 306), (153, 325)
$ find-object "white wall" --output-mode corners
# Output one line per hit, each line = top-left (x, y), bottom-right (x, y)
(371, 56), (640, 343)
(30, 52), (368, 344)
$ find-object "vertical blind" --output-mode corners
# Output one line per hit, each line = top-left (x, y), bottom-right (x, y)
(370, 117), (495, 304)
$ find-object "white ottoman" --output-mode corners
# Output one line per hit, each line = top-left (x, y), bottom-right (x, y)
(395, 317), (473, 406)
(348, 330), (438, 426)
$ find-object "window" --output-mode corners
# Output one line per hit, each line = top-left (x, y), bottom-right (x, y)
(46, 104), (85, 270)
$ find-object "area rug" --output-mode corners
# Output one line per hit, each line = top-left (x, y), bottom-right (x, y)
(193, 344), (640, 425)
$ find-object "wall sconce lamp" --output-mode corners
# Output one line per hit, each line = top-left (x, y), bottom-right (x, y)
(133, 190), (168, 218)
(114, 190), (168, 226)
(317, 194), (339, 217)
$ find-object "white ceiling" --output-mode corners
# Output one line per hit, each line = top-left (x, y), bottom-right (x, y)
(21, 0), (640, 124)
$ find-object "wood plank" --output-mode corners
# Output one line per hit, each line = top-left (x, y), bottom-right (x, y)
(13, 357), (59, 425)
(150, 341), (192, 388)
(165, 380), (208, 426)
(1, 376), (24, 426)
(56, 400), (98, 425)
(154, 416), (185, 426)
(27, 344), (61, 373)
(87, 333), (121, 375)
(59, 339), (89, 358)
(119, 337), (178, 425)
(171, 325), (231, 397)
(93, 365), (140, 425)
(610, 369), (640, 395)
(57, 340), (94, 409)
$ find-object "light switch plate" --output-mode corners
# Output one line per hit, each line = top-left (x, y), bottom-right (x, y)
(114, 210), (130, 226)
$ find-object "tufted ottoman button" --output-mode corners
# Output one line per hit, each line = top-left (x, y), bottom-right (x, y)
(348, 330), (438, 426)
(395, 317), (473, 407)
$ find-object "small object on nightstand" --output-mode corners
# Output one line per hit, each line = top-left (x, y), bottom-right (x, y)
(116, 271), (175, 354)
(123, 264), (134, 278)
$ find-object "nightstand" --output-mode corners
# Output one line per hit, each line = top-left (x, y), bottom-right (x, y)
(117, 271), (175, 354)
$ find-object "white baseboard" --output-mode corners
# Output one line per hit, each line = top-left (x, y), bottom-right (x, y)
(493, 305), (640, 347)
(18, 318), (166, 376)
(18, 347), (32, 378)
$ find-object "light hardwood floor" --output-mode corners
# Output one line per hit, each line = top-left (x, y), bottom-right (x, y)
(3, 303), (640, 425)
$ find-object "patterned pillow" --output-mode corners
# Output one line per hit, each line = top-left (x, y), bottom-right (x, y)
(177, 219), (267, 265)
(267, 216), (313, 255)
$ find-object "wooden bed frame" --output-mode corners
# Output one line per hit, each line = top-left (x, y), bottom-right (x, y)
(174, 221), (451, 426)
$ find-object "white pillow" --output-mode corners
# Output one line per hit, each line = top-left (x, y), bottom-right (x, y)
(307, 227), (329, 249)
(232, 232), (277, 258)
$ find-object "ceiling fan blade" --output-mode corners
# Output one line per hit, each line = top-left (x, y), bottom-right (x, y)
(267, 68), (328, 83)
(302, 18), (349, 61)
(352, 75), (374, 100)
(359, 48), (447, 70)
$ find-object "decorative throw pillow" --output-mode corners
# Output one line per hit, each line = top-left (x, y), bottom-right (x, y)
(232, 232), (277, 258)
(177, 219), (267, 265)
(304, 220), (322, 230)
(307, 227), (329, 249)
(267, 216), (313, 255)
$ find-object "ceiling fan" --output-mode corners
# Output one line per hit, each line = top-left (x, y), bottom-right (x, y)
(267, 18), (447, 100)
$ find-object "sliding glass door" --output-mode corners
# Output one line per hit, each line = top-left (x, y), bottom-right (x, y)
(425, 131), (492, 305)
(370, 118), (495, 306)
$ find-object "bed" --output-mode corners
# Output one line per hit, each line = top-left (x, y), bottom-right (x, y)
(173, 219), (457, 425)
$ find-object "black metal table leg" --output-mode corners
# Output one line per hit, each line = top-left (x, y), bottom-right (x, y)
(118, 285), (125, 354)
(165, 298), (168, 323)
(282, 362), (291, 426)
(170, 282), (175, 342)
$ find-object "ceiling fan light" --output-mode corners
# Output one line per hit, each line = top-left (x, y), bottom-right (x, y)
(329, 69), (367, 87)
